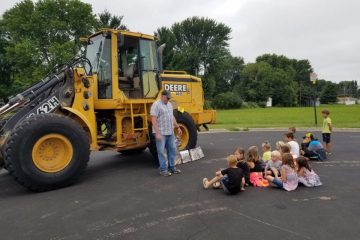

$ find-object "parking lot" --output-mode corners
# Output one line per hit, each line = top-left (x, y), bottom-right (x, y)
(0, 131), (360, 240)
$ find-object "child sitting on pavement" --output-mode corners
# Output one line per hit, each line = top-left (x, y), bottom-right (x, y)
(284, 132), (300, 158)
(261, 141), (272, 161)
(297, 157), (322, 187)
(203, 155), (245, 194)
(247, 146), (268, 187)
(276, 141), (285, 151)
(280, 143), (291, 156)
(247, 146), (264, 172)
(301, 133), (327, 161)
(266, 153), (298, 191)
(288, 127), (297, 140)
(234, 147), (250, 186)
(264, 151), (282, 178)
(280, 143), (297, 166)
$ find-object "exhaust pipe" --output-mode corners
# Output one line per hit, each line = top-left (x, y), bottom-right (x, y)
(157, 43), (166, 73)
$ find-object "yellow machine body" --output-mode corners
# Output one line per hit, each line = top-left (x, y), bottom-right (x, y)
(64, 29), (216, 152)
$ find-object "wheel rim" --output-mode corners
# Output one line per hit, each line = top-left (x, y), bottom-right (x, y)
(178, 123), (189, 151)
(32, 134), (73, 173)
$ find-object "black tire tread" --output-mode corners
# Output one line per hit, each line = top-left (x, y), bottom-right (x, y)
(4, 114), (90, 191)
(173, 111), (198, 150)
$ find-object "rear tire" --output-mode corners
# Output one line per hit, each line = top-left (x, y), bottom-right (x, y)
(147, 111), (198, 163)
(174, 111), (197, 151)
(4, 114), (90, 191)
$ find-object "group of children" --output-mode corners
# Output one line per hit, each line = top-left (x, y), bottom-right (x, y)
(202, 109), (332, 195)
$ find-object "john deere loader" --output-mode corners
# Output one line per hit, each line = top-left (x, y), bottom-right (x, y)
(0, 29), (216, 191)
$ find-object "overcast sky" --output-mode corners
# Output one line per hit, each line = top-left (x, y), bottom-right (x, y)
(1, 0), (359, 83)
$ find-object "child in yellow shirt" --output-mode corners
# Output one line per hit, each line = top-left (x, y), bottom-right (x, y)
(321, 109), (332, 155)
(261, 141), (271, 161)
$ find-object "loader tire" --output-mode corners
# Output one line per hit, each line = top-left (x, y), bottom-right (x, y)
(174, 111), (197, 151)
(4, 114), (90, 191)
(148, 124), (159, 165)
(147, 111), (198, 164)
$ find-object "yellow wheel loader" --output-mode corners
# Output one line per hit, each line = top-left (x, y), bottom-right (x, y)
(0, 29), (216, 191)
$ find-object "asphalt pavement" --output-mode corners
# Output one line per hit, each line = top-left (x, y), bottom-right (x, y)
(0, 131), (360, 240)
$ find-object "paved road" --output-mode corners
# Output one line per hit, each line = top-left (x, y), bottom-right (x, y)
(0, 131), (360, 240)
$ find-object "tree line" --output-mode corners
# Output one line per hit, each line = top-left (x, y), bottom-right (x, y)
(0, 0), (126, 99)
(0, 0), (359, 108)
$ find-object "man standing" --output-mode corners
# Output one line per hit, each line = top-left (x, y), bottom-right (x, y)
(151, 90), (182, 176)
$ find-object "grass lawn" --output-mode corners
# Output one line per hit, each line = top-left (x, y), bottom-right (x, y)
(210, 104), (360, 129)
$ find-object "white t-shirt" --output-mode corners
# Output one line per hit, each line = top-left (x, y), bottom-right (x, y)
(288, 140), (300, 158)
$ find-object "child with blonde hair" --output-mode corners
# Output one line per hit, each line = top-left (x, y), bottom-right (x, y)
(264, 151), (282, 177)
(203, 155), (245, 194)
(276, 141), (285, 151)
(261, 141), (272, 161)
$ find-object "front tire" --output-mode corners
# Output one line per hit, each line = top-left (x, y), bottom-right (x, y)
(148, 124), (159, 165)
(4, 114), (90, 191)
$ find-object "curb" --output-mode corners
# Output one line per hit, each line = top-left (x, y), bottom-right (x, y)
(200, 128), (360, 133)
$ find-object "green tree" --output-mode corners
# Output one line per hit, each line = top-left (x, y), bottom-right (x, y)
(212, 91), (242, 109)
(154, 26), (176, 70)
(1, 0), (98, 93)
(155, 17), (232, 98)
(320, 81), (338, 104)
(234, 61), (297, 106)
(213, 54), (244, 94)
(270, 68), (298, 107)
(234, 62), (273, 103)
(338, 80), (358, 98)
(0, 21), (14, 99)
(98, 9), (128, 30)
(155, 17), (232, 99)
(256, 54), (313, 106)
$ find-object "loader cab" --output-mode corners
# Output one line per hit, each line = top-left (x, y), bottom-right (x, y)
(118, 35), (160, 99)
(85, 31), (160, 101)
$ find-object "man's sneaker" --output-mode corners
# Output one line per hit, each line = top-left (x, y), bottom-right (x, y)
(160, 171), (172, 177)
(169, 168), (181, 174)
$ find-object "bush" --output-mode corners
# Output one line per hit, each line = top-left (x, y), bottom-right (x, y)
(204, 100), (213, 109)
(212, 92), (243, 109)
(258, 101), (267, 108)
(242, 102), (259, 109)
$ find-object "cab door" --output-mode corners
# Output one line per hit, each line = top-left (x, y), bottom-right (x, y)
(139, 39), (160, 98)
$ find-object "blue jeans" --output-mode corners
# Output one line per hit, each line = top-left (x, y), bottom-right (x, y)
(155, 134), (176, 173)
(220, 175), (230, 194)
(272, 177), (284, 189)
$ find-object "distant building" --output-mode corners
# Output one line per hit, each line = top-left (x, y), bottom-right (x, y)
(337, 97), (357, 105)
(266, 97), (272, 107)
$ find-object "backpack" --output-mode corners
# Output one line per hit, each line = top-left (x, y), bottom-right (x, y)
(249, 172), (269, 187)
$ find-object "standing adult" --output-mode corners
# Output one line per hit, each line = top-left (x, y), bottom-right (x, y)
(151, 90), (182, 176)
